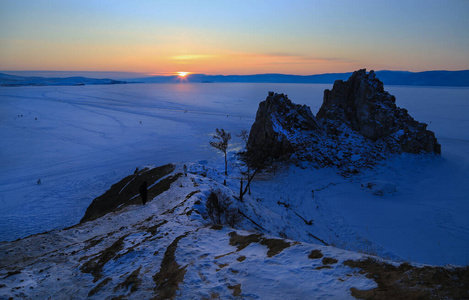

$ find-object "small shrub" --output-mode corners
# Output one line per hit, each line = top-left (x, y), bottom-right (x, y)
(322, 257), (338, 265)
(206, 192), (222, 224)
(206, 190), (241, 227)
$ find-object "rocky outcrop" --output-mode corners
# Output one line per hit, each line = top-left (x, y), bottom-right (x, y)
(247, 92), (319, 160)
(318, 69), (441, 154)
(246, 70), (441, 173)
(246, 91), (384, 173)
(80, 164), (177, 223)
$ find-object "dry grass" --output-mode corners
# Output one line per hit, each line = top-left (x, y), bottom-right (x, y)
(88, 277), (111, 297)
(237, 256), (246, 262)
(80, 235), (127, 282)
(344, 258), (469, 299)
(228, 231), (291, 258)
(144, 220), (168, 236)
(322, 257), (338, 265)
(115, 267), (142, 293)
(228, 231), (262, 251)
(228, 284), (242, 296)
(259, 238), (291, 257)
(153, 233), (189, 300)
(308, 249), (324, 259)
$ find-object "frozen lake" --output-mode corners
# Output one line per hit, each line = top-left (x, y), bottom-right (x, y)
(0, 83), (330, 242)
(1, 83), (468, 265)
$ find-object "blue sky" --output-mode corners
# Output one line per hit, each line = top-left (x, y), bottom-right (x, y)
(1, 0), (468, 75)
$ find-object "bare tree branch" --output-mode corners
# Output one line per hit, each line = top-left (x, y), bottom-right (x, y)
(210, 128), (231, 175)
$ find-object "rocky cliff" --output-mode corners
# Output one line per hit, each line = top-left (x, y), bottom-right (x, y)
(246, 70), (441, 173)
(318, 69), (441, 154)
(247, 91), (320, 160)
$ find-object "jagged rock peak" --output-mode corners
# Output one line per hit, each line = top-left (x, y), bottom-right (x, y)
(246, 91), (319, 160)
(317, 69), (441, 154)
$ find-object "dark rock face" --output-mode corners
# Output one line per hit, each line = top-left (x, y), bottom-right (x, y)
(246, 70), (441, 174)
(81, 164), (177, 223)
(318, 69), (440, 154)
(318, 69), (388, 138)
(247, 92), (320, 160)
(246, 91), (381, 173)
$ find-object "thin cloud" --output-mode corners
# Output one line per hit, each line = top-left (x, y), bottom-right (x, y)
(228, 52), (349, 63)
(171, 54), (218, 60)
(266, 53), (350, 63)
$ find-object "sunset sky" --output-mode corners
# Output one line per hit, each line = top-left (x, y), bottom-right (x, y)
(1, 0), (468, 76)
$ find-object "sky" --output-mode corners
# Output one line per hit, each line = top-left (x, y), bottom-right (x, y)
(1, 0), (468, 76)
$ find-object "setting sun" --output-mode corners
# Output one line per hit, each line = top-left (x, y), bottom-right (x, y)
(177, 71), (190, 78)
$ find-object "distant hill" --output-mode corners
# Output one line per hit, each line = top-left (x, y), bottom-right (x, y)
(369, 70), (469, 87)
(0, 73), (126, 87)
(2, 70), (468, 87)
(133, 70), (469, 87)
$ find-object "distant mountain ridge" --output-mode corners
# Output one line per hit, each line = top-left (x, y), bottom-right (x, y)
(134, 70), (469, 87)
(1, 70), (469, 87)
(0, 73), (126, 87)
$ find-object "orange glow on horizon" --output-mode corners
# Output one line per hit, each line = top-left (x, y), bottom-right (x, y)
(177, 71), (190, 78)
(1, 2), (468, 76)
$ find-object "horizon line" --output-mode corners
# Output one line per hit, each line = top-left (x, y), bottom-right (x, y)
(2, 69), (469, 80)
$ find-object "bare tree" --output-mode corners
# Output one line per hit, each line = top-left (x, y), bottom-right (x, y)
(206, 190), (241, 227)
(237, 129), (249, 145)
(210, 128), (231, 175)
(236, 129), (251, 194)
(237, 165), (262, 202)
(236, 143), (271, 202)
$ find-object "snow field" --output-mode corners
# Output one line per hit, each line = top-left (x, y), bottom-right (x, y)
(0, 83), (468, 267)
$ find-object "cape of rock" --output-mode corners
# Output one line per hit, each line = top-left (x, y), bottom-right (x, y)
(247, 70), (441, 173)
(318, 69), (441, 154)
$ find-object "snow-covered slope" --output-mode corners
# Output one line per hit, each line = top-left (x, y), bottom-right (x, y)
(0, 165), (373, 299)
(1, 164), (467, 299)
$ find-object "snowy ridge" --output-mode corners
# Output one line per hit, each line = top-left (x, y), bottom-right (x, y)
(0, 164), (374, 299)
(1, 164), (468, 299)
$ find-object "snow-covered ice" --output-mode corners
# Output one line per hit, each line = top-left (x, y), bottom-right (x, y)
(0, 83), (325, 242)
(0, 83), (468, 266)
